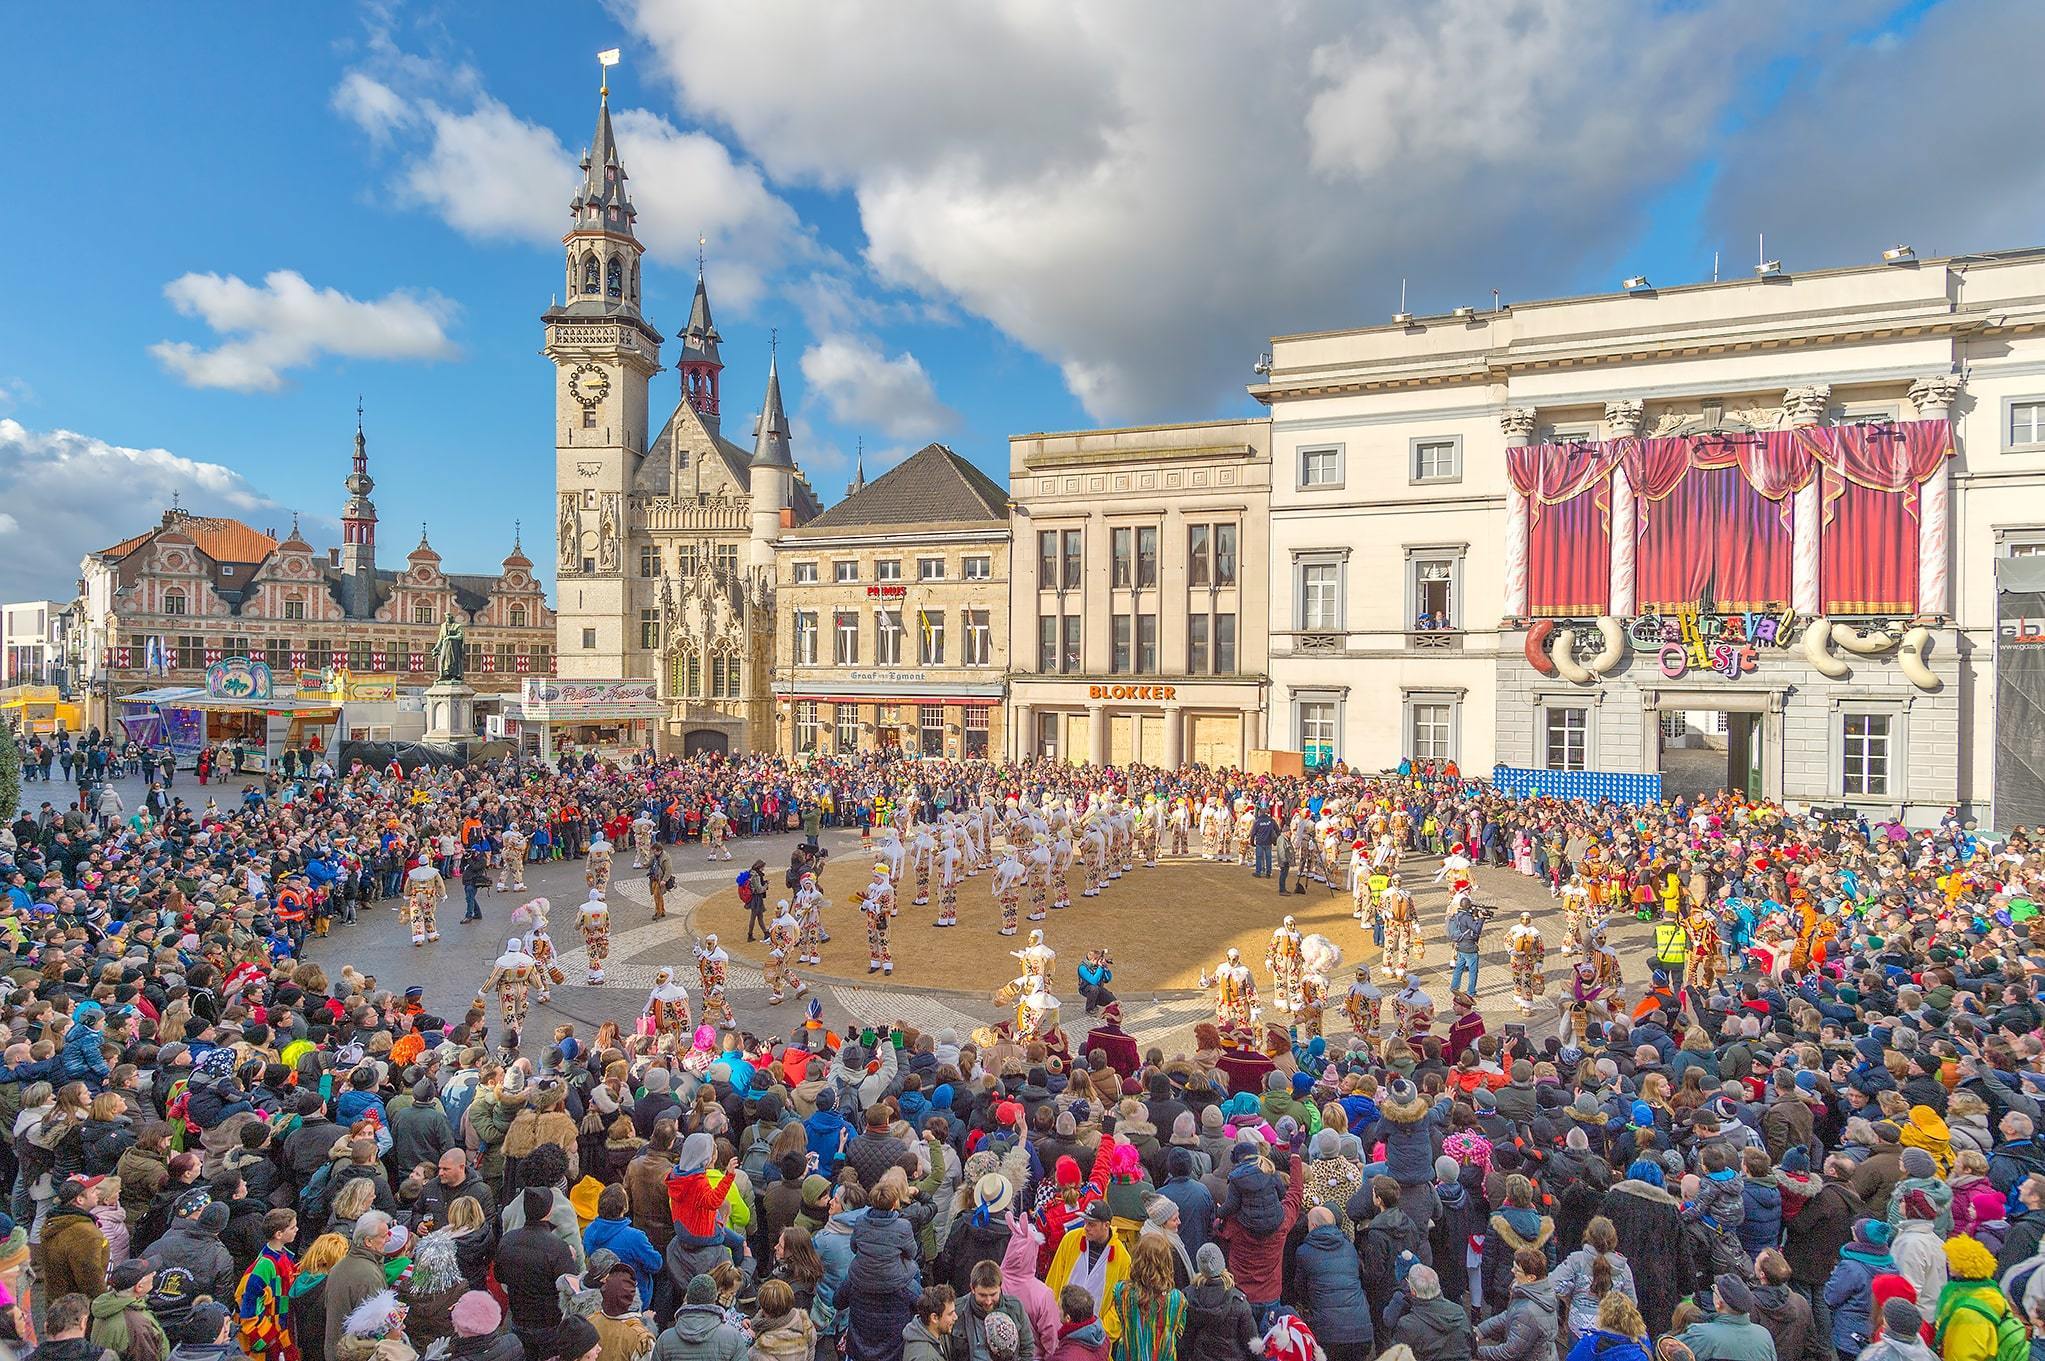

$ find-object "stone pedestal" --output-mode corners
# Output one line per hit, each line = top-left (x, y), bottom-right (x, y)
(423, 681), (478, 749)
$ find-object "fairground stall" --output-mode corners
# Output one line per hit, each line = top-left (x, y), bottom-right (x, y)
(116, 657), (340, 771)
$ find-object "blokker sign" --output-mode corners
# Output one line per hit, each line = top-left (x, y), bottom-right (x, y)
(1087, 685), (1179, 701)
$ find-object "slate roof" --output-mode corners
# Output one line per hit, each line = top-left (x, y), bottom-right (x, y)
(800, 443), (1008, 530)
(316, 567), (501, 619)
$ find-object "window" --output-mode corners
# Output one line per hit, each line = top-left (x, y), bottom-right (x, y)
(963, 706), (989, 758)
(793, 611), (818, 665)
(495, 643), (515, 673)
(221, 636), (249, 659)
(305, 639), (332, 670)
(1137, 614), (1157, 672)
(1112, 615), (1132, 673)
(1062, 616), (1080, 673)
(918, 609), (945, 665)
(348, 639), (372, 670)
(582, 409), (597, 430)
(176, 635), (204, 669)
(919, 703), (944, 757)
(1038, 532), (1058, 589)
(2012, 400), (2045, 448)
(1300, 445), (1342, 488)
(1038, 711), (1061, 760)
(962, 555), (992, 580)
(264, 638), (290, 671)
(835, 706), (860, 751)
(1411, 703), (1452, 760)
(964, 610), (992, 666)
(1412, 436), (1462, 483)
(2010, 541), (2045, 559)
(639, 609), (660, 650)
(531, 643), (550, 673)
(1299, 701), (1337, 766)
(1188, 614), (1209, 673)
(833, 611), (859, 664)
(1137, 527), (1159, 588)
(710, 654), (730, 698)
(414, 603), (434, 625)
(684, 653), (702, 697)
(834, 560), (859, 583)
(284, 599), (306, 621)
(582, 557), (595, 574)
(875, 608), (903, 665)
(1215, 613), (1237, 671)
(467, 641), (486, 675)
(1545, 706), (1588, 772)
(1414, 557), (1455, 629)
(509, 605), (526, 628)
(917, 558), (945, 581)
(792, 561), (819, 584)
(638, 545), (659, 577)
(1842, 712), (1892, 797)
(1112, 528), (1133, 588)
(875, 559), (902, 582)
(795, 701), (820, 753)
(219, 566), (235, 578)
(163, 591), (188, 616)
(713, 543), (738, 575)
(1038, 616), (1058, 672)
(1189, 526), (1210, 587)
(1299, 560), (1343, 630)
(582, 628), (597, 649)
(677, 544), (700, 577)
(1061, 530), (1083, 589)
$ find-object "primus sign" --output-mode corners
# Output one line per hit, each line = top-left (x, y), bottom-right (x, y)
(1087, 685), (1178, 701)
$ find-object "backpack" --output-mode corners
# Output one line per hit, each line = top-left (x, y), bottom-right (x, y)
(296, 1160), (335, 1226)
(740, 1122), (777, 1182)
(737, 872), (754, 905)
(1938, 1295), (2029, 1361)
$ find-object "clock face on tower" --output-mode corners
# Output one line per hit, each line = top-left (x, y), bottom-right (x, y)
(569, 363), (612, 407)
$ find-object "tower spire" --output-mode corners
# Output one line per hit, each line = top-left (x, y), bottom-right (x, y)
(339, 406), (379, 618)
(571, 49), (636, 240)
(850, 437), (866, 494)
(679, 242), (724, 422)
(750, 348), (793, 470)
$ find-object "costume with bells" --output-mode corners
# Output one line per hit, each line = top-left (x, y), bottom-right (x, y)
(1265, 916), (1305, 1013)
(644, 967), (692, 1040)
(1560, 874), (1592, 954)
(479, 937), (538, 1055)
(934, 830), (964, 928)
(403, 863), (445, 945)
(1297, 934), (1341, 1039)
(515, 898), (568, 1000)
(765, 901), (808, 1004)
(575, 889), (610, 984)
(495, 824), (528, 891)
(1025, 835), (1053, 920)
(1508, 911), (1546, 1012)
(704, 806), (732, 860)
(863, 865), (896, 974)
(695, 936), (735, 1029)
(1199, 948), (1259, 1030)
(631, 809), (656, 868)
(1380, 875), (1422, 977)
(1343, 968), (1384, 1036)
(794, 872), (829, 964)
(586, 834), (614, 893)
(992, 844), (1027, 935)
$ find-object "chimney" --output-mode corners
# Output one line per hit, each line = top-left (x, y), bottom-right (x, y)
(779, 507), (795, 529)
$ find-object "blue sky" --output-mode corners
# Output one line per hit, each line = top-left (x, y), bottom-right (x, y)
(0, 0), (2021, 603)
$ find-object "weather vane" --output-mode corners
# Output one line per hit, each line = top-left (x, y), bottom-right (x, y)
(598, 47), (620, 98)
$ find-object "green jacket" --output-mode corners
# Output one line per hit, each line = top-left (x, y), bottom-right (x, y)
(89, 1290), (170, 1361)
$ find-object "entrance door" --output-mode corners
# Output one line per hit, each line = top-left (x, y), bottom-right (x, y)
(1189, 714), (1241, 768)
(683, 728), (729, 757)
(1658, 710), (1761, 800)
(1139, 714), (1164, 763)
(1109, 714), (1134, 766)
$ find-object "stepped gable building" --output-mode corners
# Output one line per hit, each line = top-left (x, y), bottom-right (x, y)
(542, 71), (819, 755)
(771, 442), (1010, 757)
(78, 416), (551, 712)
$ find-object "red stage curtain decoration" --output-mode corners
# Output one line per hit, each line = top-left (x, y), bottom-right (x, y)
(1510, 441), (1619, 616)
(1805, 418), (1952, 615)
(1623, 437), (1792, 611)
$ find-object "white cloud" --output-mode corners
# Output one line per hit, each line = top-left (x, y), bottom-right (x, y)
(0, 419), (315, 599)
(799, 335), (955, 443)
(332, 60), (812, 308)
(0, 378), (30, 410)
(149, 270), (458, 393)
(622, 0), (1870, 421)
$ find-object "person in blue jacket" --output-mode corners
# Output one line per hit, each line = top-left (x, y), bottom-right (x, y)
(584, 1183), (663, 1307)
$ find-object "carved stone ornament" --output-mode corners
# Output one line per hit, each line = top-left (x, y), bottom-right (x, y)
(557, 494), (578, 573)
(1603, 399), (1645, 434)
(1781, 385), (1833, 425)
(596, 493), (621, 573)
(1909, 374), (1964, 415)
(1499, 407), (1538, 442)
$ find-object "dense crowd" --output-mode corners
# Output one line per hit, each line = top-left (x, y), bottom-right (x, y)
(0, 727), (2041, 1361)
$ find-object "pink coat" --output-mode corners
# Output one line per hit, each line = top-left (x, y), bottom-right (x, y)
(1002, 1211), (1061, 1359)
(1950, 1175), (2006, 1238)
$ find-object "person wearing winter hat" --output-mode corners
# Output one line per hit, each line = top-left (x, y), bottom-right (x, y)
(1886, 1149), (1953, 1236)
(90, 1257), (171, 1361)
(1890, 1190), (1948, 1309)
(1859, 1297), (1938, 1361)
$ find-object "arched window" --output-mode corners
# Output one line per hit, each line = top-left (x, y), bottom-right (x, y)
(630, 261), (640, 302)
(606, 258), (623, 299)
(162, 590), (187, 616)
(509, 605), (526, 628)
(581, 254), (600, 295)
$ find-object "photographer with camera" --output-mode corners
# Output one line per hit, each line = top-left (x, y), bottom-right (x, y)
(1077, 948), (1116, 1015)
(1447, 895), (1487, 995)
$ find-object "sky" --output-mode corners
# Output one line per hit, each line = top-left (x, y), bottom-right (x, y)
(1, 0), (2030, 605)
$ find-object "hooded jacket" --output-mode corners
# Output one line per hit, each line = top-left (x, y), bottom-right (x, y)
(1475, 1279), (1559, 1361)
(1393, 1292), (1475, 1361)
(1295, 1223), (1374, 1347)
(1752, 1281), (1821, 1361)
(653, 1303), (750, 1361)
(1180, 1280), (1257, 1361)
(1604, 1178), (1691, 1339)
(1480, 1207), (1554, 1311)
(1824, 1240), (1896, 1358)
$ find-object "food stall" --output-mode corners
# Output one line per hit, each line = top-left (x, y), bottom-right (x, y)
(115, 658), (340, 771)
(0, 686), (83, 737)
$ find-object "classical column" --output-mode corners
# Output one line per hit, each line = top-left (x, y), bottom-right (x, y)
(1500, 406), (1537, 619)
(1783, 385), (1832, 616)
(1604, 400), (1644, 617)
(1245, 707), (1263, 756)
(1910, 374), (1963, 618)
(1089, 707), (1110, 765)
(1163, 702), (1184, 768)
(1011, 702), (1032, 761)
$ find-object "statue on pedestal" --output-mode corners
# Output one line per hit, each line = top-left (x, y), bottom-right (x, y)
(432, 613), (467, 682)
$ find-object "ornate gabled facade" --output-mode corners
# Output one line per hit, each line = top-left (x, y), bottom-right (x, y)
(77, 421), (552, 718)
(545, 72), (817, 755)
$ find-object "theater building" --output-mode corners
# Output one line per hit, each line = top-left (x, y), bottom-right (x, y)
(1005, 419), (1272, 766)
(1256, 247), (2045, 822)
(770, 444), (1010, 757)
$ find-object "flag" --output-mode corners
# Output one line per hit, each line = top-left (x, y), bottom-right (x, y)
(597, 47), (621, 66)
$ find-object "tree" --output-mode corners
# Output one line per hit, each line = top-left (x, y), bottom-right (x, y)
(0, 723), (18, 824)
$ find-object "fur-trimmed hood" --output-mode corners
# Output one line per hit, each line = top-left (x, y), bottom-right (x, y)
(1380, 1092), (1431, 1125)
(1609, 1177), (1679, 1207)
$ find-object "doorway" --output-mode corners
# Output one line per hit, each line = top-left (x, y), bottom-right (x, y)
(1657, 709), (1762, 801)
(683, 728), (729, 757)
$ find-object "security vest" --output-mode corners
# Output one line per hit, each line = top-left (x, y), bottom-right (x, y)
(1653, 918), (1689, 964)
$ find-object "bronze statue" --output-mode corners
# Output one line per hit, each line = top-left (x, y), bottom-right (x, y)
(432, 613), (467, 683)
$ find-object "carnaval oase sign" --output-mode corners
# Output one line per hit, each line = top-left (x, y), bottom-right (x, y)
(1630, 605), (1801, 681)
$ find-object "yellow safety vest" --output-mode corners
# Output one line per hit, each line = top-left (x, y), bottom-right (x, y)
(1654, 919), (1689, 964)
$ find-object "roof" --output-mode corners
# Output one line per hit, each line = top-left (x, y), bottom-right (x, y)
(801, 444), (1007, 530)
(750, 353), (794, 470)
(680, 271), (721, 366)
(316, 567), (503, 619)
(637, 400), (823, 519)
(101, 514), (279, 566)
